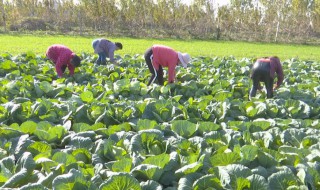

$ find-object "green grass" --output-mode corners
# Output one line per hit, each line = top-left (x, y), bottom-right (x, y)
(0, 34), (319, 61)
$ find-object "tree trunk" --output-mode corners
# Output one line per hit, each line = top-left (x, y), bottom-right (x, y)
(275, 5), (282, 43)
(0, 0), (6, 32)
(78, 8), (83, 35)
(275, 20), (280, 42)
(216, 26), (221, 40)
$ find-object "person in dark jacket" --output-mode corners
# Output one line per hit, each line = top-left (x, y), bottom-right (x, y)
(249, 56), (284, 99)
(46, 44), (81, 78)
(92, 38), (123, 65)
(144, 44), (191, 86)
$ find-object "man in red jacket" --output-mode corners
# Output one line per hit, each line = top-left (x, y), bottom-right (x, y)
(46, 44), (81, 78)
(249, 56), (284, 99)
(144, 45), (191, 86)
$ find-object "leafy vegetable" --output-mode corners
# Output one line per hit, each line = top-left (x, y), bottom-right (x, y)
(1, 53), (320, 189)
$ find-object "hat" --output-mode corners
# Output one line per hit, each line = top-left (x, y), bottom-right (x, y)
(178, 52), (190, 68)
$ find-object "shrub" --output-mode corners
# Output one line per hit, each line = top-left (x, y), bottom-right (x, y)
(10, 17), (53, 31)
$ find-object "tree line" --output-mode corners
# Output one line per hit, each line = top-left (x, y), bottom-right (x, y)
(0, 0), (319, 43)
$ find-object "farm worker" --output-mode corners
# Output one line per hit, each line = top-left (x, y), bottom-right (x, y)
(92, 38), (123, 65)
(144, 45), (191, 86)
(249, 56), (284, 99)
(46, 44), (81, 78)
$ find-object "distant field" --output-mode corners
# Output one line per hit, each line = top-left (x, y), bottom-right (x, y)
(0, 34), (319, 61)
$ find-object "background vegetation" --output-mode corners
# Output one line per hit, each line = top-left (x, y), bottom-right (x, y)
(1, 34), (320, 61)
(0, 0), (320, 44)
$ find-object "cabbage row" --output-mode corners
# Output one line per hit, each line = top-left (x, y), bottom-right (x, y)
(0, 52), (320, 189)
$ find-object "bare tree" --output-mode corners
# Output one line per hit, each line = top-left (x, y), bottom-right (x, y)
(1, 0), (319, 42)
(0, 0), (6, 32)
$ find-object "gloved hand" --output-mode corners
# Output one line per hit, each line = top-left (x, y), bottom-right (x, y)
(273, 84), (278, 91)
(111, 60), (119, 66)
(53, 75), (61, 80)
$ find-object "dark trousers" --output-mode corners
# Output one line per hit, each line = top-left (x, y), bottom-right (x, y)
(250, 61), (274, 98)
(61, 65), (67, 73)
(144, 48), (164, 85)
(96, 52), (107, 65)
(92, 39), (107, 65)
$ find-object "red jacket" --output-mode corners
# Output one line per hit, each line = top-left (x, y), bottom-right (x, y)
(46, 45), (75, 77)
(152, 45), (179, 83)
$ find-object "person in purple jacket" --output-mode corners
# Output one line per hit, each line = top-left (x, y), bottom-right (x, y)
(249, 56), (284, 99)
(92, 38), (123, 65)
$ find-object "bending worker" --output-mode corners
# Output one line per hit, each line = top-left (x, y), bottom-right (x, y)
(92, 38), (123, 65)
(144, 44), (191, 86)
(46, 44), (81, 78)
(249, 56), (284, 99)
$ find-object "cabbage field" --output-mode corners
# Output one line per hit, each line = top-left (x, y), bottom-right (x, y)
(0, 52), (320, 189)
